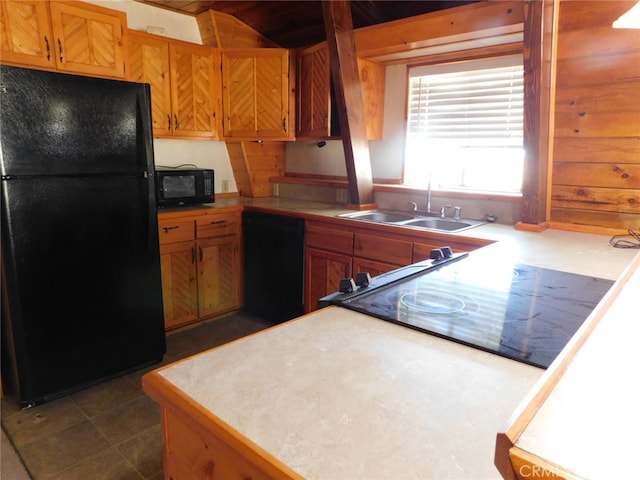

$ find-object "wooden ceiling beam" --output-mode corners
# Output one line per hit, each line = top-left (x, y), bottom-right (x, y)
(322, 0), (375, 208)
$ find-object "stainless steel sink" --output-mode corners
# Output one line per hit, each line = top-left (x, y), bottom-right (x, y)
(337, 211), (415, 224)
(336, 210), (484, 233)
(402, 218), (480, 232)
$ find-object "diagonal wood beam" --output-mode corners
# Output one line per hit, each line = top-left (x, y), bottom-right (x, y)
(322, 0), (375, 207)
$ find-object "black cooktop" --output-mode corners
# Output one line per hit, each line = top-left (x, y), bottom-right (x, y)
(335, 253), (614, 369)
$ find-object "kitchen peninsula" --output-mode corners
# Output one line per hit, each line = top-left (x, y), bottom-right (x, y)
(147, 198), (639, 479)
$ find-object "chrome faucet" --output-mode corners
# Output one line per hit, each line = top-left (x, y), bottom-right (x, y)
(440, 205), (452, 218)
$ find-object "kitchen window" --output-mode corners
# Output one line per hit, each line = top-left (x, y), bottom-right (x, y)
(404, 55), (524, 194)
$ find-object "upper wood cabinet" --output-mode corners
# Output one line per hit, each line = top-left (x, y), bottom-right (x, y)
(221, 48), (291, 140)
(296, 43), (385, 140)
(128, 31), (220, 139)
(0, 1), (56, 69)
(1, 1), (128, 79)
(128, 30), (172, 136)
(170, 43), (220, 139)
(296, 44), (330, 138)
(49, 1), (126, 78)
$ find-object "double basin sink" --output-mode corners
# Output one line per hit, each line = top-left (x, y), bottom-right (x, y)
(337, 210), (485, 233)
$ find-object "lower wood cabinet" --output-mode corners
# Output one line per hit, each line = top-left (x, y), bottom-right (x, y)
(304, 219), (494, 313)
(304, 247), (352, 312)
(158, 209), (241, 330)
(160, 240), (199, 329)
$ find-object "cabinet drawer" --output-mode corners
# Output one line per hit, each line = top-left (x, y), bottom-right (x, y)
(354, 232), (413, 266)
(306, 223), (354, 255)
(196, 212), (239, 238)
(158, 218), (195, 244)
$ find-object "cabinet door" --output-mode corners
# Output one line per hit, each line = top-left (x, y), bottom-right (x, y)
(128, 31), (172, 136)
(296, 45), (384, 140)
(305, 247), (352, 313)
(49, 1), (127, 78)
(296, 45), (330, 138)
(222, 48), (290, 139)
(160, 241), (199, 330)
(197, 234), (240, 318)
(0, 1), (55, 69)
(170, 43), (219, 138)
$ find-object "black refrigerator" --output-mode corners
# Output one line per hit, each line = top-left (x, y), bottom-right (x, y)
(0, 65), (166, 408)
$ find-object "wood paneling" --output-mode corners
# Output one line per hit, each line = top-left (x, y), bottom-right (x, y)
(225, 141), (286, 197)
(550, 0), (640, 232)
(196, 9), (279, 48)
(555, 82), (640, 114)
(553, 163), (639, 189)
(553, 137), (640, 164)
(551, 185), (640, 214)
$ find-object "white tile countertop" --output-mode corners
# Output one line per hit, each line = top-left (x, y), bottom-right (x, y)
(156, 306), (543, 479)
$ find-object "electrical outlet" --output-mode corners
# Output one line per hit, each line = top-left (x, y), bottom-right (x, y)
(221, 180), (229, 192)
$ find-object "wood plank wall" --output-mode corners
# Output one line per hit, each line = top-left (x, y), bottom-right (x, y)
(550, 0), (640, 231)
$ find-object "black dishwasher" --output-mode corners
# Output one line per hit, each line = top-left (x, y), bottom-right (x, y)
(242, 211), (305, 324)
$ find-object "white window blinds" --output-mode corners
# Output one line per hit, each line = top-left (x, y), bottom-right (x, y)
(404, 55), (524, 193)
(408, 55), (524, 147)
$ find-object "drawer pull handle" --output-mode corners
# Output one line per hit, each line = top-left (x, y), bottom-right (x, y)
(44, 36), (51, 60)
(210, 220), (226, 225)
(162, 226), (179, 233)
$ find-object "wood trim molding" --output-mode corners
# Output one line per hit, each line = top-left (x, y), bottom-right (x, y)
(520, 0), (558, 226)
(515, 221), (549, 232)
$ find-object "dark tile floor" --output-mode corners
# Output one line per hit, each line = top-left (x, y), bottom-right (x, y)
(1, 313), (272, 480)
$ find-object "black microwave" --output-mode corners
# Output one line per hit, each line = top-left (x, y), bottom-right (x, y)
(155, 167), (214, 207)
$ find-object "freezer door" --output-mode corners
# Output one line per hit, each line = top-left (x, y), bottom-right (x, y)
(1, 176), (165, 406)
(0, 65), (153, 177)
